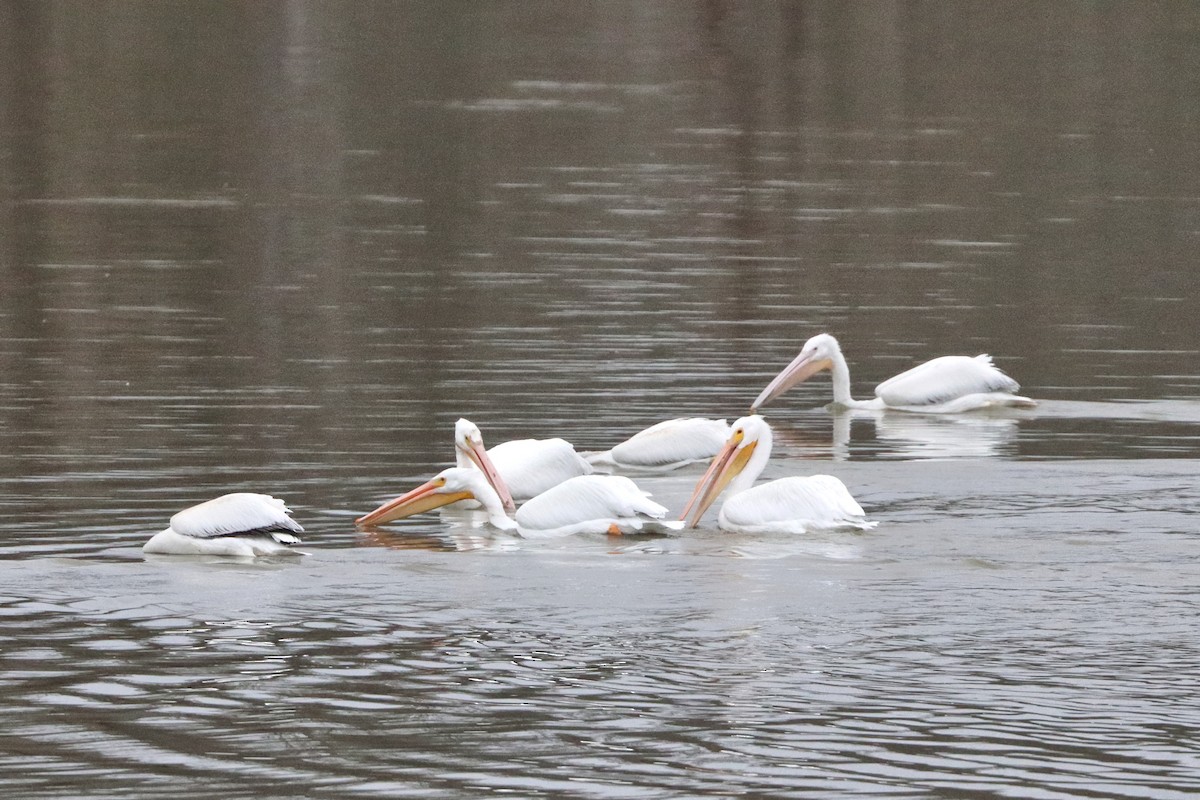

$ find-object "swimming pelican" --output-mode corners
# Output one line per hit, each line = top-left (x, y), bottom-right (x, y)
(356, 468), (681, 537)
(142, 493), (304, 556)
(751, 333), (1035, 413)
(455, 418), (591, 508)
(682, 415), (874, 533)
(585, 418), (731, 471)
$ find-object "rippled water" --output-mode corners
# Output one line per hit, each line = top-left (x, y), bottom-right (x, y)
(3, 3), (1200, 798)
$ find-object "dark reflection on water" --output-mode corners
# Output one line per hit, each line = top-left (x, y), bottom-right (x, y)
(1, 2), (1200, 798)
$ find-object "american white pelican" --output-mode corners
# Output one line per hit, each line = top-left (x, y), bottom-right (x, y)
(356, 468), (681, 538)
(585, 418), (731, 471)
(142, 493), (304, 557)
(455, 418), (591, 507)
(682, 415), (874, 533)
(751, 333), (1035, 413)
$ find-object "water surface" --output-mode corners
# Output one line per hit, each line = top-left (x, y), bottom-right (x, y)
(2, 3), (1199, 798)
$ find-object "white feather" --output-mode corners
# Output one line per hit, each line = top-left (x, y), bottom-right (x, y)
(488, 438), (593, 499)
(515, 475), (681, 537)
(586, 418), (731, 471)
(144, 493), (304, 556)
(142, 530), (301, 557)
(719, 475), (874, 534)
(873, 354), (1022, 409)
(169, 493), (302, 540)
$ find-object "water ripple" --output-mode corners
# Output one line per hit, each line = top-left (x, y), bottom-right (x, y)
(2, 529), (1199, 798)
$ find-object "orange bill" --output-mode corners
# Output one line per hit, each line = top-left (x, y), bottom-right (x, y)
(681, 430), (757, 528)
(459, 440), (516, 513)
(356, 478), (472, 527)
(750, 354), (833, 412)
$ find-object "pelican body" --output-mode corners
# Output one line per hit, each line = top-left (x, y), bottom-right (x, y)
(585, 418), (731, 472)
(455, 418), (591, 508)
(751, 334), (1035, 413)
(683, 415), (874, 534)
(357, 468), (681, 538)
(143, 493), (304, 557)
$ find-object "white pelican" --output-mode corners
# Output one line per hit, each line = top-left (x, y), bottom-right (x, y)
(682, 415), (874, 533)
(585, 418), (731, 471)
(142, 493), (304, 557)
(356, 468), (681, 538)
(455, 418), (591, 507)
(751, 333), (1035, 413)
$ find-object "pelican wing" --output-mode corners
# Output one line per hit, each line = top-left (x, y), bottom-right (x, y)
(720, 475), (871, 531)
(170, 493), (303, 541)
(873, 355), (1020, 408)
(589, 418), (731, 469)
(515, 475), (668, 531)
(488, 437), (593, 499)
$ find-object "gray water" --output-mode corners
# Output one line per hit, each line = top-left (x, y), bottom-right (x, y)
(2, 3), (1200, 798)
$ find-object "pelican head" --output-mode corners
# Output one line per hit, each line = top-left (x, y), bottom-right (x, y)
(356, 467), (506, 527)
(681, 415), (770, 528)
(750, 333), (840, 412)
(454, 418), (516, 512)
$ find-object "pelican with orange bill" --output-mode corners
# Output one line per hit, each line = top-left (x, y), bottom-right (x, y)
(681, 415), (875, 534)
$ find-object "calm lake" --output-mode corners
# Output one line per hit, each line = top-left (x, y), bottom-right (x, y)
(2, 2), (1199, 798)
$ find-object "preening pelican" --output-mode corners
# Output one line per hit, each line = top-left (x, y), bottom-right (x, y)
(751, 333), (1035, 413)
(682, 415), (874, 534)
(455, 418), (591, 507)
(585, 418), (731, 471)
(142, 493), (304, 557)
(356, 468), (681, 538)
